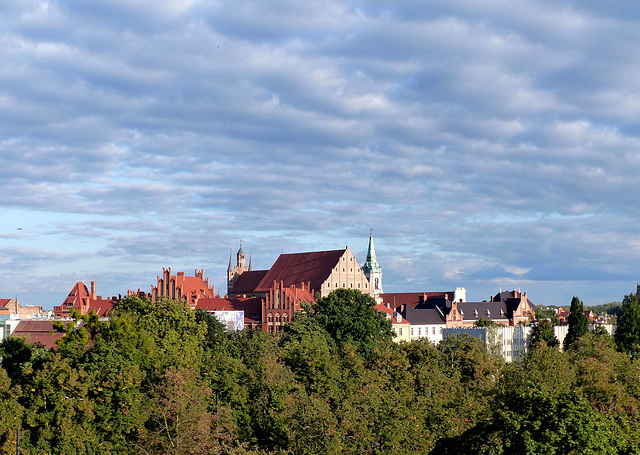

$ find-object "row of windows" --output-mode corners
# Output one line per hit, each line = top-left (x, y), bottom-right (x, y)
(266, 313), (289, 323)
(326, 282), (365, 289)
(411, 327), (443, 336)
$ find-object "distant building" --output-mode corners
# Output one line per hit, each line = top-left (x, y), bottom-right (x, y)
(375, 303), (410, 342)
(53, 281), (114, 318)
(11, 320), (83, 349)
(152, 268), (216, 308)
(227, 243), (252, 296)
(195, 295), (262, 330)
(2, 298), (43, 319)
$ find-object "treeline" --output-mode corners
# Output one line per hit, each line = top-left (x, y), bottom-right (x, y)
(2, 290), (640, 454)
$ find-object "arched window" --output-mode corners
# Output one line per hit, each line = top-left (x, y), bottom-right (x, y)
(267, 313), (273, 322)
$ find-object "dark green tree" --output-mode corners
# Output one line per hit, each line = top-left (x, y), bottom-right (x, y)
(564, 296), (589, 351)
(530, 319), (559, 348)
(614, 292), (640, 356)
(307, 288), (394, 360)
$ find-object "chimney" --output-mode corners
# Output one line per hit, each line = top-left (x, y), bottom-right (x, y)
(91, 281), (97, 300)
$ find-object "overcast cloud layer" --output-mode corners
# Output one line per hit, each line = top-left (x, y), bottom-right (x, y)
(2, 0), (639, 308)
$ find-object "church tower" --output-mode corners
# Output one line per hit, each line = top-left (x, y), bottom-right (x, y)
(362, 231), (383, 297)
(227, 242), (249, 295)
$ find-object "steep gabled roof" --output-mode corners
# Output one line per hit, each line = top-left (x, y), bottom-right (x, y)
(254, 249), (346, 293)
(231, 270), (268, 296)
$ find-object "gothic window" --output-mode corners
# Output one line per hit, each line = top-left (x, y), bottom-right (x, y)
(375, 278), (379, 289)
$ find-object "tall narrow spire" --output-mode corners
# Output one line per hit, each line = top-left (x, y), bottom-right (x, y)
(249, 253), (254, 271)
(362, 230), (382, 295)
(227, 249), (233, 272)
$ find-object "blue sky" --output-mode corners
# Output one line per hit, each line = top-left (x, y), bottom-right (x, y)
(1, 0), (639, 309)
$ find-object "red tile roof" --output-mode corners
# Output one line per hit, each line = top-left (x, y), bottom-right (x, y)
(12, 320), (82, 350)
(195, 296), (262, 325)
(375, 303), (409, 324)
(255, 249), (346, 293)
(231, 270), (268, 296)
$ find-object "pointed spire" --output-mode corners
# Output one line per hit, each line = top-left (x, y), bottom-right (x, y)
(362, 230), (382, 273)
(249, 252), (254, 271)
(227, 249), (233, 272)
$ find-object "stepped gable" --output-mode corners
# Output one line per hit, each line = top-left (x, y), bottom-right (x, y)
(254, 249), (346, 294)
(153, 268), (215, 307)
(230, 270), (268, 296)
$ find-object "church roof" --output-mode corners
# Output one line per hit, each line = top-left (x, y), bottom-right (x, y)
(255, 249), (346, 293)
(231, 270), (268, 296)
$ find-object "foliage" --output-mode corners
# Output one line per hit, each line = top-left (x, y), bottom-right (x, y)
(306, 288), (394, 359)
(534, 307), (560, 325)
(615, 292), (640, 356)
(564, 296), (589, 351)
(584, 301), (623, 316)
(530, 319), (559, 348)
(3, 293), (640, 454)
(474, 317), (496, 327)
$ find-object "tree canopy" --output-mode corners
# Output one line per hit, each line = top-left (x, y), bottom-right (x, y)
(564, 296), (589, 351)
(615, 292), (640, 356)
(1, 292), (640, 454)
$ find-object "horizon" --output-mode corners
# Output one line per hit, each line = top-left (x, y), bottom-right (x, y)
(2, 1), (639, 310)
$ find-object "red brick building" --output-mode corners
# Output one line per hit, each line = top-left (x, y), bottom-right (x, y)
(53, 281), (114, 318)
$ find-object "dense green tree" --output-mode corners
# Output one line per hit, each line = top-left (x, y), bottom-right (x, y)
(530, 319), (559, 348)
(307, 288), (394, 359)
(615, 292), (640, 356)
(0, 368), (22, 453)
(564, 296), (589, 351)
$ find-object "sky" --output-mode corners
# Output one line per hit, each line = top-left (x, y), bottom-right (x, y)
(1, 0), (640, 310)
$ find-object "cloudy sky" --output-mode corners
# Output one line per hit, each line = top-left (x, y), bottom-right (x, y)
(1, 0), (639, 309)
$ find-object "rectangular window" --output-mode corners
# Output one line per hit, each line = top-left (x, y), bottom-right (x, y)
(398, 328), (402, 336)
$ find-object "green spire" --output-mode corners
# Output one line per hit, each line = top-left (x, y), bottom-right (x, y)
(362, 231), (382, 274)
